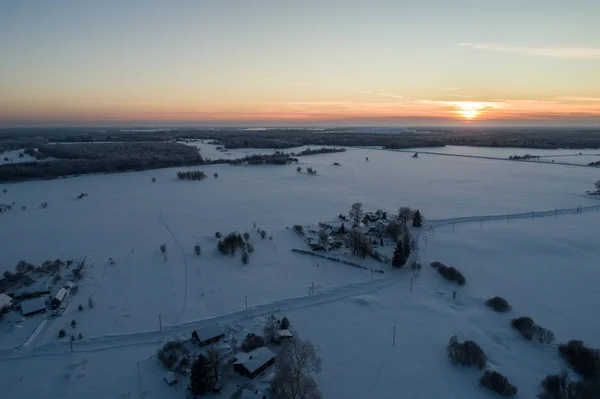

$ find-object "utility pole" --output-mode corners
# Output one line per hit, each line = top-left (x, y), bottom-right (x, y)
(392, 326), (396, 346)
(70, 337), (73, 352)
(245, 296), (248, 310)
(159, 314), (162, 331)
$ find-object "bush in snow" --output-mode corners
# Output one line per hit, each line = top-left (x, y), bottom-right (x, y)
(241, 251), (249, 264)
(40, 201), (48, 209)
(447, 335), (487, 369)
(437, 264), (466, 285)
(281, 316), (290, 330)
(480, 371), (518, 397)
(152, 177), (156, 182)
(558, 340), (600, 380)
(71, 319), (77, 328)
(511, 317), (555, 344)
(58, 329), (66, 338)
(160, 243), (167, 254)
(241, 333), (265, 352)
(243, 232), (250, 241)
(157, 340), (190, 372)
(88, 296), (94, 309)
(213, 172), (218, 178)
(486, 296), (511, 312)
(260, 230), (267, 239)
(217, 232), (245, 256)
(246, 242), (254, 253)
(292, 225), (304, 236)
(194, 243), (201, 256)
(215, 231), (222, 238)
(430, 261), (442, 269)
(177, 170), (207, 180)
(538, 371), (580, 399)
(78, 304), (84, 311)
(296, 166), (302, 172)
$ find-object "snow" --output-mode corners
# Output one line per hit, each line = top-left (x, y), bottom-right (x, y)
(20, 297), (47, 316)
(0, 145), (599, 398)
(194, 322), (224, 343)
(0, 293), (13, 309)
(0, 149), (56, 164)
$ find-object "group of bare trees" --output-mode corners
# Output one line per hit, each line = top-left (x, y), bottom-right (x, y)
(271, 339), (322, 399)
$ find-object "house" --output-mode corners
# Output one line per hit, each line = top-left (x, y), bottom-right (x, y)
(21, 297), (47, 316)
(192, 323), (225, 346)
(0, 293), (13, 310)
(163, 372), (179, 386)
(233, 347), (276, 379)
(273, 329), (293, 344)
(51, 287), (68, 309)
(241, 389), (267, 399)
(12, 282), (50, 300)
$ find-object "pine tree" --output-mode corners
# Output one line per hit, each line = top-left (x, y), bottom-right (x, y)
(392, 241), (406, 268)
(412, 210), (423, 227)
(189, 354), (215, 398)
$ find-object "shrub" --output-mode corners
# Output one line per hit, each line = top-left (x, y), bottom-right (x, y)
(260, 230), (267, 239)
(246, 242), (254, 253)
(58, 329), (66, 338)
(78, 333), (83, 340)
(437, 264), (466, 285)
(480, 371), (518, 397)
(447, 335), (487, 369)
(157, 340), (190, 372)
(217, 232), (245, 256)
(558, 340), (600, 380)
(160, 243), (167, 254)
(213, 173), (218, 178)
(194, 243), (201, 256)
(177, 170), (207, 180)
(538, 371), (578, 399)
(486, 296), (511, 312)
(241, 251), (249, 264)
(88, 296), (94, 309)
(292, 225), (304, 235)
(281, 316), (290, 330)
(430, 261), (442, 269)
(241, 333), (265, 352)
(511, 316), (535, 339)
(215, 231), (222, 239)
(243, 232), (250, 241)
(71, 319), (77, 328)
(78, 304), (84, 311)
(152, 177), (156, 182)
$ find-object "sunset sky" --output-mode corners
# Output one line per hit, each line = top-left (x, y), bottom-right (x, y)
(1, 0), (600, 127)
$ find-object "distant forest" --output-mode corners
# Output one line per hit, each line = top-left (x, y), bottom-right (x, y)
(1, 127), (599, 181)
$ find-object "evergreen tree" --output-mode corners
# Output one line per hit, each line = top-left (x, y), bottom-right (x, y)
(412, 210), (423, 227)
(339, 223), (346, 234)
(392, 241), (406, 268)
(189, 354), (215, 398)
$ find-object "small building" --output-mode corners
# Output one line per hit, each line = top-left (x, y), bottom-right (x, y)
(163, 372), (179, 386)
(241, 389), (267, 399)
(51, 287), (68, 309)
(0, 293), (13, 310)
(273, 329), (293, 344)
(192, 323), (225, 346)
(64, 281), (76, 291)
(21, 297), (47, 316)
(234, 347), (276, 379)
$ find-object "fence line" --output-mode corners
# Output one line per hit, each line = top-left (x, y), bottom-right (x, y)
(429, 204), (600, 229)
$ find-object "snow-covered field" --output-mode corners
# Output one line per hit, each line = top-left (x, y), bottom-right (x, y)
(1, 146), (599, 398)
(0, 149), (56, 164)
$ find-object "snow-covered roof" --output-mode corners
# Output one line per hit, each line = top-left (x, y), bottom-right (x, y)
(13, 282), (49, 297)
(20, 298), (46, 315)
(195, 323), (224, 342)
(241, 389), (264, 399)
(274, 329), (293, 340)
(54, 288), (68, 302)
(0, 293), (13, 309)
(163, 372), (178, 384)
(234, 347), (275, 374)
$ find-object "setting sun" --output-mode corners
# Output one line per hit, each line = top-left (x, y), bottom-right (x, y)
(457, 103), (485, 120)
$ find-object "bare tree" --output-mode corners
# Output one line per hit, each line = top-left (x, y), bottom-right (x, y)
(349, 202), (363, 226)
(345, 229), (372, 258)
(206, 345), (222, 384)
(595, 180), (600, 192)
(271, 339), (322, 399)
(263, 314), (279, 343)
(398, 207), (411, 226)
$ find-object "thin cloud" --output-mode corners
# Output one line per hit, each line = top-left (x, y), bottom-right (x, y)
(456, 43), (600, 59)
(352, 90), (405, 99)
(557, 96), (600, 102)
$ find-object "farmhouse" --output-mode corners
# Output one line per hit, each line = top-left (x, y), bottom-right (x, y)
(0, 293), (13, 310)
(20, 297), (47, 316)
(192, 323), (225, 346)
(233, 347), (275, 379)
(12, 282), (50, 300)
(273, 329), (294, 344)
(51, 287), (68, 309)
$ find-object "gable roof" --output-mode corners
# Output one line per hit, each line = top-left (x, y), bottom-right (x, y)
(0, 293), (13, 309)
(195, 323), (224, 343)
(234, 347), (275, 374)
(54, 288), (68, 302)
(21, 298), (46, 315)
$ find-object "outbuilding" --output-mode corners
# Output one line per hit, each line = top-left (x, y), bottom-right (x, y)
(192, 323), (225, 346)
(273, 329), (294, 344)
(233, 347), (275, 379)
(51, 287), (68, 309)
(0, 293), (13, 310)
(20, 297), (47, 316)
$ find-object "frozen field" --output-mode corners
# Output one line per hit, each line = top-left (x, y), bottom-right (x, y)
(1, 146), (599, 398)
(407, 145), (600, 160)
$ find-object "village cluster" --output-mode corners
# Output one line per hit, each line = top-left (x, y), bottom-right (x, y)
(156, 314), (321, 399)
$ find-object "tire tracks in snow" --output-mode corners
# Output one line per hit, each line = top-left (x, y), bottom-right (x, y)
(0, 276), (395, 361)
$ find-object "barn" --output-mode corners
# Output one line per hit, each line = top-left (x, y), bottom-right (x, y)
(0, 293), (13, 310)
(233, 347), (275, 379)
(21, 298), (47, 316)
(192, 323), (225, 346)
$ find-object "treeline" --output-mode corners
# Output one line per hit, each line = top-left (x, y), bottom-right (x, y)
(177, 170), (207, 180)
(589, 160), (600, 167)
(0, 142), (202, 182)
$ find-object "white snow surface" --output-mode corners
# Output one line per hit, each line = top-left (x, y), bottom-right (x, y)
(0, 146), (599, 398)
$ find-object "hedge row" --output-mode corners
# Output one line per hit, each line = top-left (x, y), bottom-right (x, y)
(291, 249), (384, 274)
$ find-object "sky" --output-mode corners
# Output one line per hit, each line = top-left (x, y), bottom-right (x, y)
(1, 0), (600, 127)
